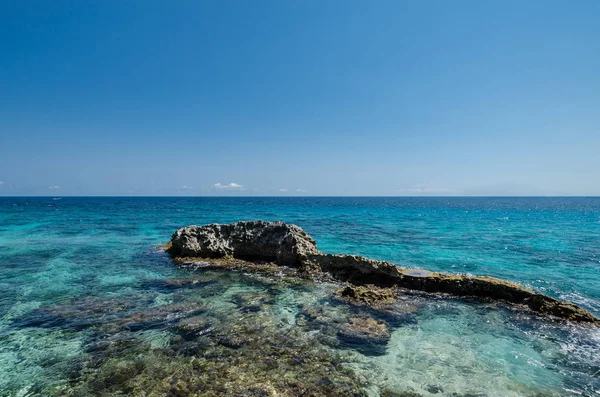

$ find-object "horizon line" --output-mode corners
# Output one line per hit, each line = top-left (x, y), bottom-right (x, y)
(1, 195), (599, 199)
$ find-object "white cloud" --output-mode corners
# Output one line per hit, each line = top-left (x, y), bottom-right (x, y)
(295, 188), (306, 193)
(180, 185), (193, 189)
(0, 180), (4, 185)
(279, 188), (288, 192)
(213, 182), (244, 190)
(48, 185), (60, 190)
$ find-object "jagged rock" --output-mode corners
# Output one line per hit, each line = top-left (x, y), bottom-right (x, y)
(305, 253), (404, 286)
(167, 221), (600, 325)
(168, 220), (319, 266)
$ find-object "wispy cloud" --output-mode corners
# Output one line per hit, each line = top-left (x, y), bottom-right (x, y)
(48, 185), (61, 190)
(0, 180), (4, 185)
(398, 182), (449, 195)
(279, 188), (288, 192)
(213, 182), (244, 190)
(462, 183), (549, 196)
(295, 188), (306, 193)
(180, 185), (193, 190)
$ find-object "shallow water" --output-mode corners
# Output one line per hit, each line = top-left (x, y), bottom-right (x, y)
(0, 197), (599, 396)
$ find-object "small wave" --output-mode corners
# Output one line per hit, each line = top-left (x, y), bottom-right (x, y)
(559, 291), (600, 314)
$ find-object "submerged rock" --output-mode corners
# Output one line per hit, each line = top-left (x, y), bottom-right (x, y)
(338, 285), (397, 306)
(299, 304), (349, 329)
(13, 296), (142, 330)
(381, 389), (424, 397)
(119, 302), (207, 332)
(231, 290), (276, 308)
(167, 221), (600, 325)
(141, 277), (217, 291)
(174, 315), (214, 337)
(337, 315), (391, 346)
(297, 303), (392, 355)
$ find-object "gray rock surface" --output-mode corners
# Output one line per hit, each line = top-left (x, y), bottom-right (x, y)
(169, 220), (319, 266)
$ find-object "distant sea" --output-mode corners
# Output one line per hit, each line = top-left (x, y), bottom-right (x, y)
(1, 197), (599, 396)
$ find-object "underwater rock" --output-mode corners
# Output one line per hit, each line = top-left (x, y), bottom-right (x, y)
(337, 315), (391, 345)
(167, 221), (600, 324)
(84, 332), (139, 356)
(335, 285), (422, 327)
(175, 315), (214, 338)
(141, 277), (217, 291)
(380, 389), (423, 397)
(65, 327), (368, 396)
(14, 296), (142, 330)
(381, 390), (424, 397)
(231, 290), (276, 308)
(298, 306), (347, 334)
(120, 302), (206, 331)
(338, 284), (397, 306)
(297, 303), (394, 354)
(427, 385), (444, 394)
(217, 333), (254, 349)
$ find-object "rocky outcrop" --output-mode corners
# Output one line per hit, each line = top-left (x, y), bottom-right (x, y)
(168, 221), (600, 325)
(315, 254), (599, 324)
(168, 220), (319, 266)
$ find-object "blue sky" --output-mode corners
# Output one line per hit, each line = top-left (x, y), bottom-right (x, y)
(1, 1), (599, 196)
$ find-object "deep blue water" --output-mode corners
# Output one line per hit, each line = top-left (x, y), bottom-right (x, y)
(1, 197), (599, 396)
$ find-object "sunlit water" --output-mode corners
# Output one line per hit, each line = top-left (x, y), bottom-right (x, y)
(0, 197), (599, 396)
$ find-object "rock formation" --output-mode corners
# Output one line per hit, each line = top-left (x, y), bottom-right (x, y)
(168, 220), (319, 265)
(168, 221), (600, 325)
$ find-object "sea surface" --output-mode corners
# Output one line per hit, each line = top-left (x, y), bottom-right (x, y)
(0, 197), (599, 396)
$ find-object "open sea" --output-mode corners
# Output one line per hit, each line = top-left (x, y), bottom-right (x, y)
(1, 196), (599, 396)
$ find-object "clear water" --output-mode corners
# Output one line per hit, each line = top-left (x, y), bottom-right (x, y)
(0, 197), (599, 396)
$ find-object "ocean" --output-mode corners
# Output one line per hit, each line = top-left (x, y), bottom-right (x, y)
(0, 197), (599, 396)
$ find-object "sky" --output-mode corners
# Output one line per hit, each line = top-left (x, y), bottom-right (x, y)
(1, 1), (599, 196)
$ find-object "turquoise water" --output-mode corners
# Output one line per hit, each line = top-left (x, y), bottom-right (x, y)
(1, 197), (599, 396)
